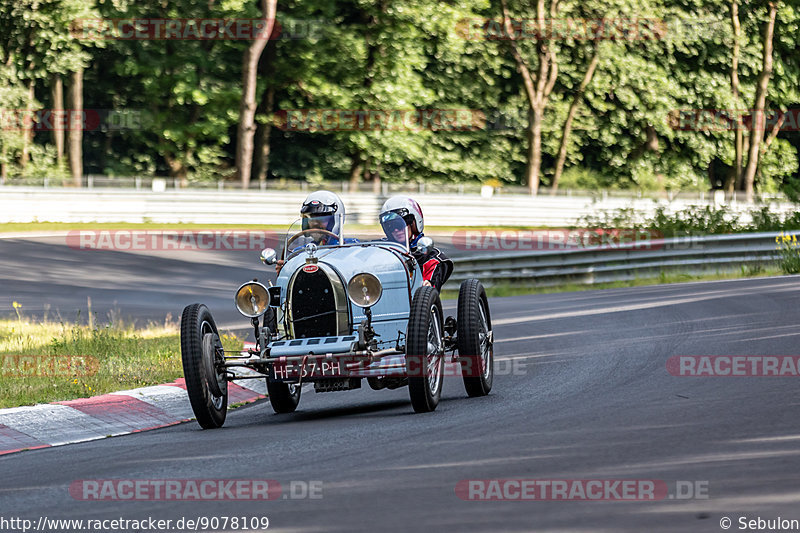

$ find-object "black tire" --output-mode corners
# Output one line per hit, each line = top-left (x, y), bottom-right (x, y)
(457, 279), (493, 397)
(181, 304), (227, 428)
(267, 380), (301, 414)
(406, 286), (445, 413)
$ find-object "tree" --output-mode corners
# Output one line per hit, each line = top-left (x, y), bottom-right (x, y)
(551, 44), (599, 193)
(236, 0), (278, 189)
(741, 1), (779, 201)
(0, 0), (94, 183)
(498, 0), (558, 195)
(730, 0), (744, 192)
(68, 67), (83, 184)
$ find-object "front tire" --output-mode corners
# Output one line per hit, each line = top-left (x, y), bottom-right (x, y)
(267, 380), (301, 414)
(406, 286), (445, 413)
(457, 279), (493, 397)
(181, 304), (227, 428)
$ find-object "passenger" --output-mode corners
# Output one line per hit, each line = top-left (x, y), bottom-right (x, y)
(379, 195), (453, 292)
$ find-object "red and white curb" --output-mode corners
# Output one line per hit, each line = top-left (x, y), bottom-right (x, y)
(0, 376), (266, 456)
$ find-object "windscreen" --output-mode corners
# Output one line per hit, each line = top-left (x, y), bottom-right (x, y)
(282, 214), (344, 258)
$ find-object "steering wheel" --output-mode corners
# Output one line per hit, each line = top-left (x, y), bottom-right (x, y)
(286, 228), (340, 248)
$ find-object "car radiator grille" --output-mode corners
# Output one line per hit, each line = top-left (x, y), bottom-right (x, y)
(290, 269), (338, 338)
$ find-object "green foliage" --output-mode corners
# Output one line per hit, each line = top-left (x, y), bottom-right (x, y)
(556, 166), (616, 190)
(581, 204), (800, 236)
(776, 232), (800, 274)
(0, 0), (799, 191)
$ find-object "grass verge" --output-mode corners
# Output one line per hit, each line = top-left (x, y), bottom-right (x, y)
(0, 313), (243, 409)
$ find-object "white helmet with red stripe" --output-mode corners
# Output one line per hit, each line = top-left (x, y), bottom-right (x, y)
(379, 195), (424, 235)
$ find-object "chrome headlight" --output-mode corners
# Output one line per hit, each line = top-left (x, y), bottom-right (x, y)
(235, 281), (270, 318)
(347, 273), (383, 308)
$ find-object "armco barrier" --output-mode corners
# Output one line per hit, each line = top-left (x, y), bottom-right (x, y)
(449, 232), (794, 287)
(0, 186), (796, 227)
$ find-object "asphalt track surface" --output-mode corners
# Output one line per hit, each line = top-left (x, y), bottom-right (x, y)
(2, 236), (800, 531)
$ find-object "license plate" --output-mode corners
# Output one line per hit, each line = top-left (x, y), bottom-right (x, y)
(272, 359), (344, 380)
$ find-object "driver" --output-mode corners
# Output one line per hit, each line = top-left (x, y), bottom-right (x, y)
(379, 195), (453, 291)
(276, 190), (354, 273)
(299, 190), (346, 245)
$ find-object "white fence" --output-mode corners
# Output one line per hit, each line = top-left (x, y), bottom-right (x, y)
(0, 186), (796, 227)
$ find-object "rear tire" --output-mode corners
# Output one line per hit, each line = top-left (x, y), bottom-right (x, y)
(457, 279), (493, 397)
(406, 286), (445, 413)
(181, 304), (227, 428)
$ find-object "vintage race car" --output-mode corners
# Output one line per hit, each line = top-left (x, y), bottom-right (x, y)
(180, 216), (493, 428)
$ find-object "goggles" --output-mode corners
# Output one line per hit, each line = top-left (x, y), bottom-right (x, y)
(380, 211), (410, 244)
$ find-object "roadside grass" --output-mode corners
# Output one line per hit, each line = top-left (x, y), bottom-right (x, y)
(0, 312), (243, 409)
(441, 266), (784, 299)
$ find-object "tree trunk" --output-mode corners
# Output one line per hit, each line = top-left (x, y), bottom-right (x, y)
(760, 110), (785, 158)
(253, 37), (277, 185)
(164, 152), (190, 184)
(730, 0), (743, 192)
(742, 1), (778, 202)
(551, 50), (600, 194)
(253, 85), (275, 184)
(525, 107), (543, 195)
(236, 0), (277, 190)
(20, 79), (34, 171)
(52, 74), (64, 168)
(371, 162), (382, 195)
(349, 152), (364, 191)
(1, 144), (7, 184)
(68, 67), (83, 186)
(500, 0), (558, 195)
(630, 124), (659, 160)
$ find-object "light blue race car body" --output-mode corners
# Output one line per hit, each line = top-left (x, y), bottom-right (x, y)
(266, 239), (423, 380)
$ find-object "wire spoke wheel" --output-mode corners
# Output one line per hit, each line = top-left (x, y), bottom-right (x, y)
(458, 279), (493, 397)
(407, 286), (445, 413)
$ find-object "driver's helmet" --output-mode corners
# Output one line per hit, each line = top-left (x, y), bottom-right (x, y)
(379, 195), (424, 245)
(300, 190), (345, 237)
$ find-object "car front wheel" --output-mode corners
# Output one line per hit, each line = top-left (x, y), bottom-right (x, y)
(181, 303), (228, 429)
(267, 380), (301, 414)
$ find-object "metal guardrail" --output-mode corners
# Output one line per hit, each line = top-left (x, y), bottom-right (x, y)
(449, 232), (796, 287)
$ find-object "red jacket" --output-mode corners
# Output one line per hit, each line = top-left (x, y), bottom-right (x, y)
(412, 246), (453, 292)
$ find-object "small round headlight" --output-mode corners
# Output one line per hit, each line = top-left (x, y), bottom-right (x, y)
(235, 281), (270, 318)
(347, 273), (383, 308)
